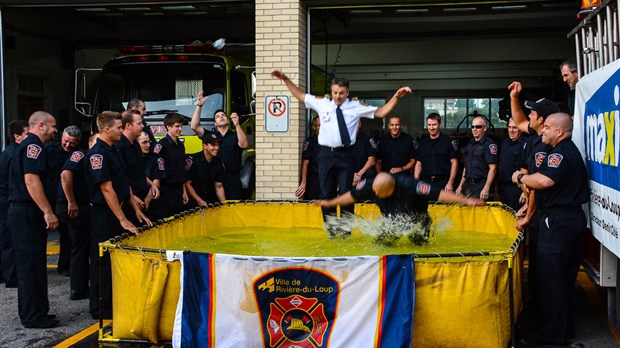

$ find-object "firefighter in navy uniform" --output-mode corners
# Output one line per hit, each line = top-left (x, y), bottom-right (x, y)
(456, 116), (498, 200)
(498, 118), (527, 211)
(57, 145), (91, 301)
(86, 111), (151, 319)
(137, 131), (165, 217)
(0, 120), (28, 288)
(376, 115), (416, 177)
(149, 113), (188, 220)
(351, 121), (378, 186)
(185, 131), (227, 206)
(272, 70), (412, 227)
(46, 125), (82, 276)
(190, 91), (249, 200)
(7, 111), (59, 328)
(512, 113), (588, 345)
(295, 116), (321, 200)
(414, 113), (460, 191)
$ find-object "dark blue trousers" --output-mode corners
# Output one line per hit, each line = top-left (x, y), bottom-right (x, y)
(318, 149), (355, 217)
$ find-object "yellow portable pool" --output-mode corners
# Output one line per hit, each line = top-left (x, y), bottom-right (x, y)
(101, 201), (522, 347)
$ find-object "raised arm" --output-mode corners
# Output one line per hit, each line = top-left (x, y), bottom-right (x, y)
(374, 87), (412, 119)
(271, 70), (306, 102)
(230, 112), (249, 148)
(190, 91), (207, 137)
(507, 81), (531, 134)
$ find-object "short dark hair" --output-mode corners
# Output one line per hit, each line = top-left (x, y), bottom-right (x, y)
(127, 98), (144, 110)
(8, 120), (28, 142)
(426, 113), (442, 124)
(387, 115), (401, 123)
(213, 109), (226, 118)
(96, 111), (122, 133)
(121, 109), (141, 129)
(561, 58), (577, 73)
(164, 112), (184, 128)
(331, 77), (350, 89)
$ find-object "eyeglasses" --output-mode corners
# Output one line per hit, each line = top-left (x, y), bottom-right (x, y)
(471, 125), (484, 129)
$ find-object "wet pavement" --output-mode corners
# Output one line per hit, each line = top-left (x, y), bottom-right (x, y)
(0, 232), (618, 347)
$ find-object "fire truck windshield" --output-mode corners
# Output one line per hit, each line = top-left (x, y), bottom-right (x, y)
(96, 61), (227, 130)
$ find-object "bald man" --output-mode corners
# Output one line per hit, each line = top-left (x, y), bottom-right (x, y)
(317, 172), (482, 242)
(511, 113), (588, 345)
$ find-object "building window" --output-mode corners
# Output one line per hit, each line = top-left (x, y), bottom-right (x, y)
(423, 97), (504, 129)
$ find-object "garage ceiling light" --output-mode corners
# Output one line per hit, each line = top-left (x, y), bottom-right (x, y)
(143, 13), (165, 16)
(395, 9), (429, 13)
(118, 7), (152, 12)
(491, 5), (527, 10)
(350, 9), (382, 14)
(161, 5), (196, 11)
(443, 7), (477, 12)
(75, 8), (109, 12)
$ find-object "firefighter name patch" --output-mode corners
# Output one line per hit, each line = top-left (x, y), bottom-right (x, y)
(90, 154), (103, 170)
(547, 153), (563, 168)
(26, 144), (42, 159)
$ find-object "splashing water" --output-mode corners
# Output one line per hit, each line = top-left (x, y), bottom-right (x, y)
(325, 212), (452, 246)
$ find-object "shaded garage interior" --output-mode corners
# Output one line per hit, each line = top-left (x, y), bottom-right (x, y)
(0, 0), (581, 141)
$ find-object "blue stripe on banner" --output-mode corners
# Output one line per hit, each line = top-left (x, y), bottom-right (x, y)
(181, 252), (214, 348)
(379, 255), (415, 348)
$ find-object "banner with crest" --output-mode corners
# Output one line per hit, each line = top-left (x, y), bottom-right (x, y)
(172, 252), (415, 348)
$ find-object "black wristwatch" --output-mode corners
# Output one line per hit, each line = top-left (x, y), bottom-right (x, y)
(517, 173), (525, 184)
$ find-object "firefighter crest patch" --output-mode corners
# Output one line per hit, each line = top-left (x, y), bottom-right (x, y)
(90, 154), (103, 170)
(157, 158), (165, 171)
(153, 144), (162, 154)
(184, 158), (193, 171)
(416, 181), (431, 196)
(535, 152), (547, 168)
(26, 144), (42, 159)
(254, 268), (339, 348)
(488, 144), (498, 155)
(70, 151), (84, 163)
(547, 153), (563, 168)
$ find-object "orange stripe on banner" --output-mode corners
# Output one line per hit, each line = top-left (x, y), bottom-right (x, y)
(209, 253), (216, 348)
(374, 256), (386, 347)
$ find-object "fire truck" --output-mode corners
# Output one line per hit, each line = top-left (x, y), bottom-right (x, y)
(74, 42), (256, 195)
(569, 0), (620, 329)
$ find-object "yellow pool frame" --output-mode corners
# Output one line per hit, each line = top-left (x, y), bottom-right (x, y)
(100, 201), (523, 348)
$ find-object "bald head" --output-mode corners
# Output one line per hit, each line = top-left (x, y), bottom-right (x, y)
(542, 112), (573, 146)
(547, 112), (573, 133)
(28, 111), (53, 128)
(372, 172), (395, 199)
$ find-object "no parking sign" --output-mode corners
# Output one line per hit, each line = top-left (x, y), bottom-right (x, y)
(265, 95), (289, 132)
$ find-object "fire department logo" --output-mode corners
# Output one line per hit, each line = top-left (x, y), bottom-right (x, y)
(416, 181), (431, 196)
(535, 152), (547, 168)
(547, 153), (563, 168)
(157, 158), (165, 171)
(184, 158), (193, 171)
(451, 140), (459, 151)
(70, 151), (84, 163)
(254, 268), (339, 348)
(26, 144), (42, 159)
(356, 178), (366, 190)
(369, 138), (377, 149)
(153, 144), (162, 154)
(488, 144), (498, 155)
(303, 140), (309, 152)
(90, 154), (103, 170)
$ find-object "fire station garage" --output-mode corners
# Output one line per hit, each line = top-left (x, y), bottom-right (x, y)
(0, 0), (579, 200)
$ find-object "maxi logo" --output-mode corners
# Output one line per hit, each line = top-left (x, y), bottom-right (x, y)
(253, 268), (339, 348)
(584, 69), (620, 190)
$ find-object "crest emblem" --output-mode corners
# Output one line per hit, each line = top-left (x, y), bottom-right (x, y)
(303, 140), (309, 152)
(451, 140), (459, 151)
(184, 158), (193, 171)
(488, 144), (498, 155)
(535, 152), (547, 168)
(90, 154), (103, 170)
(547, 153), (563, 168)
(416, 181), (431, 196)
(369, 138), (377, 149)
(254, 268), (338, 348)
(356, 178), (366, 191)
(70, 151), (84, 163)
(153, 143), (162, 154)
(157, 157), (165, 171)
(26, 144), (42, 159)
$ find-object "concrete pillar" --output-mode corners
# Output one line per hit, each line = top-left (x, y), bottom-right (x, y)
(255, 0), (306, 199)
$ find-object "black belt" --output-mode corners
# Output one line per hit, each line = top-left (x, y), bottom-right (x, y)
(321, 145), (352, 152)
(464, 177), (485, 184)
(426, 175), (447, 182)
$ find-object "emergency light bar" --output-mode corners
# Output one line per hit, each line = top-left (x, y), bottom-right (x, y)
(119, 43), (219, 55)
